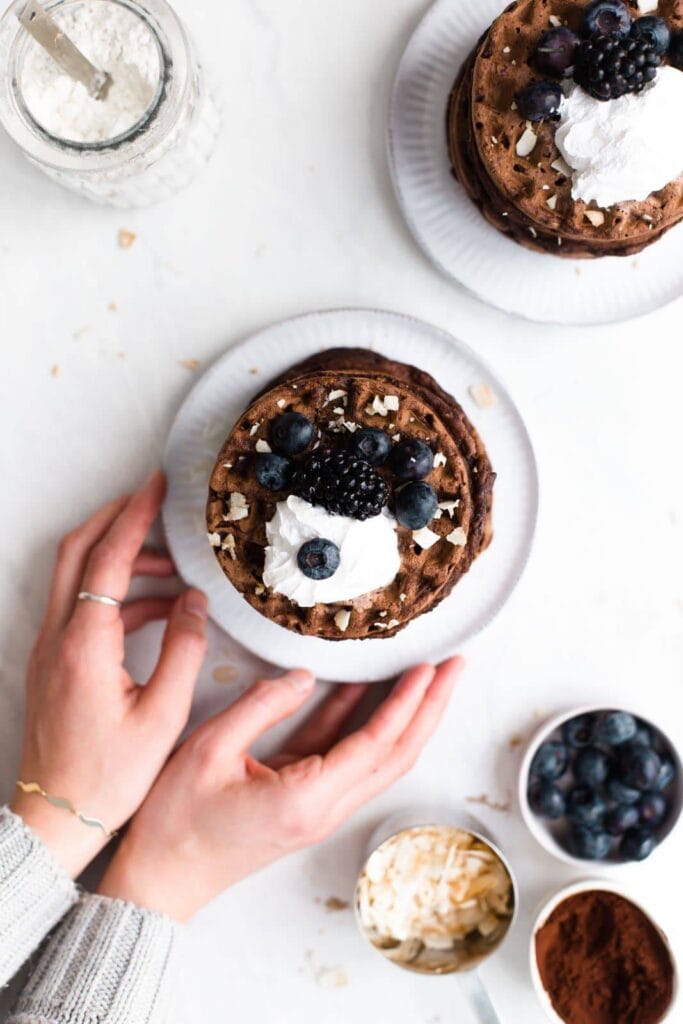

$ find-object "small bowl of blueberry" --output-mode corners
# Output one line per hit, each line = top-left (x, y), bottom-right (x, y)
(519, 706), (682, 865)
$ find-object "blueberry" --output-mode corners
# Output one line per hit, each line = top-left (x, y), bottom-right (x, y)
(632, 722), (653, 747)
(568, 825), (612, 860)
(618, 744), (661, 791)
(606, 777), (641, 805)
(352, 428), (392, 467)
(516, 81), (564, 122)
(582, 0), (632, 38)
(654, 757), (676, 792)
(296, 538), (340, 581)
(528, 780), (566, 819)
(534, 28), (581, 76)
(389, 439), (434, 481)
(631, 16), (671, 56)
(269, 412), (314, 456)
(605, 804), (639, 836)
(562, 713), (595, 749)
(530, 741), (569, 781)
(254, 453), (292, 491)
(574, 746), (612, 787)
(620, 828), (657, 861)
(593, 711), (637, 747)
(671, 32), (683, 71)
(394, 482), (438, 530)
(638, 792), (668, 828)
(567, 786), (607, 828)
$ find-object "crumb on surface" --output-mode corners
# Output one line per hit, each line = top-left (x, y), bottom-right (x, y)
(179, 359), (200, 371)
(212, 664), (238, 684)
(50, 364), (60, 378)
(324, 897), (350, 913)
(118, 228), (136, 249)
(466, 793), (511, 814)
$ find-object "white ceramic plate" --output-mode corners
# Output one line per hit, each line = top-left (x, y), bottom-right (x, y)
(388, 0), (683, 325)
(163, 309), (538, 682)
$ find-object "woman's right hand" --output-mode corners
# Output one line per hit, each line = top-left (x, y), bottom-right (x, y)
(98, 658), (463, 922)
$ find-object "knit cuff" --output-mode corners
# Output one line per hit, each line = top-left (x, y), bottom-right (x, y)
(0, 807), (78, 987)
(10, 894), (178, 1024)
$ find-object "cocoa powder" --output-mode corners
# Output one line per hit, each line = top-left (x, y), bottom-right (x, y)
(535, 890), (674, 1024)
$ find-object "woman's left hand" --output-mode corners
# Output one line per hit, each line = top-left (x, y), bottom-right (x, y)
(11, 472), (208, 878)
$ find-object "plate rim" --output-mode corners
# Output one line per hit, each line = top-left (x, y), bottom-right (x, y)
(162, 306), (540, 681)
(387, 0), (683, 327)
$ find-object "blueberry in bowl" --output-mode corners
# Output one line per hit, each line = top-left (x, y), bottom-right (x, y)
(520, 706), (682, 866)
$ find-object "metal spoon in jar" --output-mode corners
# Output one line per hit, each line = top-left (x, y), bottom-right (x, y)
(17, 0), (111, 100)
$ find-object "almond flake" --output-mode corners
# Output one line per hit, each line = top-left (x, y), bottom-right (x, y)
(344, 421), (358, 433)
(379, 610), (388, 618)
(387, 620), (399, 629)
(433, 452), (447, 469)
(412, 526), (441, 550)
(516, 127), (538, 158)
(326, 389), (348, 405)
(373, 621), (389, 630)
(255, 439), (272, 453)
(399, 593), (407, 602)
(637, 0), (658, 11)
(529, 227), (538, 238)
(392, 434), (401, 442)
(433, 509), (443, 519)
(503, 46), (511, 53)
(224, 492), (250, 522)
(249, 422), (260, 437)
(549, 14), (562, 26)
(447, 527), (468, 547)
(384, 395), (399, 412)
(222, 462), (233, 470)
(585, 210), (605, 227)
(469, 384), (496, 409)
(546, 195), (558, 210)
(222, 534), (237, 559)
(208, 531), (221, 547)
(255, 583), (265, 595)
(333, 407), (345, 415)
(334, 609), (351, 633)
(276, 398), (287, 408)
(551, 156), (572, 177)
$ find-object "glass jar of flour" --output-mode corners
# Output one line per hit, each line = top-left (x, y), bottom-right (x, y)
(0, 0), (219, 206)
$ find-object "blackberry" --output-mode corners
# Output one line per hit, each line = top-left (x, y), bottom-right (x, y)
(574, 33), (662, 101)
(292, 450), (388, 520)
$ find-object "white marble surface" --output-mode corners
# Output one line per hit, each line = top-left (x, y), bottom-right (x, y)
(1, 1), (683, 1021)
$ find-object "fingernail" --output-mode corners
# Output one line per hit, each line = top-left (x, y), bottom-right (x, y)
(184, 590), (208, 620)
(284, 669), (315, 692)
(145, 469), (164, 488)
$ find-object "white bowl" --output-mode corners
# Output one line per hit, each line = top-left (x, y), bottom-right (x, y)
(529, 879), (679, 1024)
(518, 704), (683, 870)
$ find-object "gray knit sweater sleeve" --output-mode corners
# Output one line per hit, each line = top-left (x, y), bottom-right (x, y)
(0, 807), (78, 986)
(8, 894), (178, 1024)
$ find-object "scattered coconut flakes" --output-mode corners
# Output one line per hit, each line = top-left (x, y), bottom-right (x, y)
(223, 462), (233, 470)
(491, 135), (498, 145)
(222, 534), (237, 559)
(438, 500), (461, 517)
(392, 434), (401, 442)
(399, 593), (407, 602)
(585, 210), (605, 227)
(325, 389), (347, 405)
(384, 395), (399, 412)
(546, 195), (558, 211)
(249, 422), (260, 436)
(638, 0), (658, 11)
(510, 101), (517, 111)
(447, 527), (468, 547)
(503, 45), (511, 53)
(255, 439), (271, 453)
(255, 583), (265, 595)
(502, 211), (509, 217)
(344, 421), (358, 433)
(516, 127), (537, 158)
(557, 237), (563, 246)
(412, 526), (441, 550)
(469, 384), (496, 409)
(433, 452), (447, 469)
(208, 531), (221, 547)
(334, 609), (351, 633)
(529, 227), (538, 238)
(373, 621), (389, 630)
(333, 407), (345, 415)
(224, 492), (250, 521)
(387, 620), (400, 629)
(379, 610), (388, 618)
(549, 14), (562, 26)
(551, 156), (572, 176)
(641, 214), (654, 223)
(542, 184), (550, 191)
(433, 509), (443, 520)
(276, 398), (287, 408)
(118, 228), (136, 248)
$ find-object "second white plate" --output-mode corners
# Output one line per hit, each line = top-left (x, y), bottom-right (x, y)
(388, 0), (683, 325)
(163, 309), (538, 681)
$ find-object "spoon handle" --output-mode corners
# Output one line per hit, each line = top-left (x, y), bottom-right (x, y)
(18, 0), (111, 99)
(458, 970), (503, 1024)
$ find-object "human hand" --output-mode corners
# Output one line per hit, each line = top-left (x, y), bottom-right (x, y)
(11, 472), (208, 878)
(98, 658), (463, 921)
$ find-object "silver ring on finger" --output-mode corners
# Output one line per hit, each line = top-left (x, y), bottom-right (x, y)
(77, 591), (122, 609)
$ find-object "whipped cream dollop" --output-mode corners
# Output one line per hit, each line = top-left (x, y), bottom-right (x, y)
(555, 68), (683, 208)
(262, 495), (400, 607)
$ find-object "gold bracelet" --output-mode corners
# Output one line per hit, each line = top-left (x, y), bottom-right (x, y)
(16, 781), (117, 839)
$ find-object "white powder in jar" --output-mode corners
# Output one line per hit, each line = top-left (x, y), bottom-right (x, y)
(21, 0), (162, 144)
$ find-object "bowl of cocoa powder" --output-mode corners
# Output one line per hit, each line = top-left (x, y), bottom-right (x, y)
(530, 880), (678, 1024)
